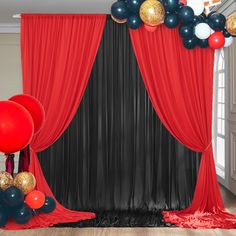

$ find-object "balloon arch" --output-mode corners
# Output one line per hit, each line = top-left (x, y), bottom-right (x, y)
(0, 95), (56, 227)
(110, 0), (236, 50)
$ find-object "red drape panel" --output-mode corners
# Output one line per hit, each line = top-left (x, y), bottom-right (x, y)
(129, 25), (236, 228)
(4, 14), (106, 230)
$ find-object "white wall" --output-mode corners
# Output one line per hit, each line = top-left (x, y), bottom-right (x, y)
(0, 34), (22, 98)
(0, 33), (22, 172)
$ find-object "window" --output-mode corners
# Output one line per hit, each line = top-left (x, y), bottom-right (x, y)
(213, 49), (226, 179)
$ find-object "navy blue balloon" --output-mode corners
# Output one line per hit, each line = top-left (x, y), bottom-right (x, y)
(198, 13), (209, 24)
(198, 39), (209, 48)
(200, 12), (207, 19)
(0, 205), (8, 227)
(223, 29), (232, 38)
(183, 37), (198, 49)
(12, 203), (32, 224)
(163, 0), (179, 13)
(30, 209), (36, 216)
(127, 0), (143, 13)
(111, 1), (129, 20)
(164, 13), (179, 28)
(179, 24), (194, 38)
(38, 196), (56, 213)
(0, 189), (4, 204)
(179, 6), (194, 24)
(177, 2), (184, 11)
(3, 186), (24, 207)
(191, 16), (203, 26)
(200, 13), (211, 25)
(208, 13), (226, 31)
(127, 15), (142, 29)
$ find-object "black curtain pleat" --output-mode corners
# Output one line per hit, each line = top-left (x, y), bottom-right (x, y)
(38, 17), (201, 225)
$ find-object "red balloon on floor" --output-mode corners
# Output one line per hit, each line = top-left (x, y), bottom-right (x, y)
(25, 190), (45, 209)
(9, 94), (45, 135)
(208, 32), (225, 49)
(0, 101), (34, 154)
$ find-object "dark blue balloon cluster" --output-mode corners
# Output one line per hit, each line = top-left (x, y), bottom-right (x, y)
(111, 0), (234, 49)
(0, 187), (56, 227)
(111, 0), (144, 29)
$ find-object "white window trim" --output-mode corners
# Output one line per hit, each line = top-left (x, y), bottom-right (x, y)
(213, 48), (229, 187)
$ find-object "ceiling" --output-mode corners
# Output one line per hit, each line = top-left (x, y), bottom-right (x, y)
(0, 0), (114, 25)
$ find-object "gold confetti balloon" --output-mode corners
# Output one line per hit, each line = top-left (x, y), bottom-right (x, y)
(13, 172), (36, 194)
(0, 171), (13, 190)
(111, 15), (127, 24)
(139, 0), (165, 26)
(226, 12), (236, 36)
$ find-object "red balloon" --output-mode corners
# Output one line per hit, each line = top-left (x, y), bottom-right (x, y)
(9, 94), (45, 135)
(144, 24), (158, 33)
(208, 32), (225, 49)
(0, 101), (34, 154)
(25, 190), (45, 209)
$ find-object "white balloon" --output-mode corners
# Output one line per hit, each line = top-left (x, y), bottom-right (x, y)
(195, 23), (211, 40)
(187, 0), (205, 16)
(224, 36), (233, 47)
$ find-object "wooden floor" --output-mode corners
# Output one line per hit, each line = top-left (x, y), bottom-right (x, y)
(1, 227), (236, 236)
(1, 185), (236, 236)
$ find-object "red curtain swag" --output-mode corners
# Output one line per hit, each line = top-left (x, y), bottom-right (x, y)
(4, 14), (106, 229)
(129, 25), (236, 229)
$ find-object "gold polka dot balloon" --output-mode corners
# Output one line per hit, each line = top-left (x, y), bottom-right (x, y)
(226, 12), (236, 36)
(13, 172), (36, 194)
(0, 171), (13, 190)
(140, 0), (165, 26)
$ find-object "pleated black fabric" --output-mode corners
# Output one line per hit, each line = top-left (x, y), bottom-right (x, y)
(38, 17), (201, 226)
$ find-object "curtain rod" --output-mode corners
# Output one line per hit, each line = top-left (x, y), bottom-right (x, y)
(13, 14), (21, 19)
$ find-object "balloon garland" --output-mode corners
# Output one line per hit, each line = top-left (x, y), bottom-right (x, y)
(0, 171), (56, 227)
(110, 0), (236, 49)
(0, 94), (51, 227)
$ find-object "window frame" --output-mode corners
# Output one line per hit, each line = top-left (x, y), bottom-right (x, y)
(213, 48), (229, 184)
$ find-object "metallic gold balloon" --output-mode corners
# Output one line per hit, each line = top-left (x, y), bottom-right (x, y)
(226, 12), (236, 36)
(0, 171), (13, 190)
(13, 172), (36, 194)
(111, 15), (127, 24)
(139, 0), (165, 26)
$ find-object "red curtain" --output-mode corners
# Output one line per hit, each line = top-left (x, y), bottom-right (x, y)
(129, 25), (236, 228)
(4, 14), (106, 229)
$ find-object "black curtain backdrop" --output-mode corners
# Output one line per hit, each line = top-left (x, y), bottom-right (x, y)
(38, 17), (201, 226)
